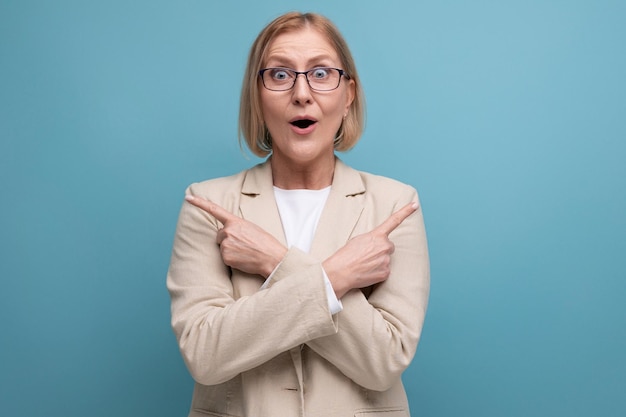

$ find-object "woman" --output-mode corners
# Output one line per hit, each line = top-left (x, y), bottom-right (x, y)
(167, 11), (429, 417)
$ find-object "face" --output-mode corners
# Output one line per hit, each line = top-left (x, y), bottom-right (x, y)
(260, 27), (355, 169)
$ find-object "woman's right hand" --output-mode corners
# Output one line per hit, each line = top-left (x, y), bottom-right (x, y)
(322, 202), (418, 299)
(185, 195), (288, 278)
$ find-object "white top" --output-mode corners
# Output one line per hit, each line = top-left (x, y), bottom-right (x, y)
(260, 186), (342, 314)
(273, 186), (330, 253)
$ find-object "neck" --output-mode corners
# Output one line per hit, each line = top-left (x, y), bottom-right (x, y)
(270, 154), (335, 190)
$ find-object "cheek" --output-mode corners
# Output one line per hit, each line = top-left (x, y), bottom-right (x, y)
(325, 98), (348, 124)
(329, 90), (351, 115)
(260, 99), (280, 126)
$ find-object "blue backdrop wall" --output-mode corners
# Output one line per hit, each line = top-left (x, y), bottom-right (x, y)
(1, 1), (625, 416)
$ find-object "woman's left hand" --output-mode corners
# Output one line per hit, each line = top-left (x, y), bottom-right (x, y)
(185, 195), (287, 278)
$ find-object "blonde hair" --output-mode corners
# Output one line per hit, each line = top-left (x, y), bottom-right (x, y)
(239, 12), (366, 157)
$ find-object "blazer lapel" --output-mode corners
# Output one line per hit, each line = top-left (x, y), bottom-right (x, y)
(309, 158), (366, 261)
(239, 160), (287, 247)
(238, 158), (366, 261)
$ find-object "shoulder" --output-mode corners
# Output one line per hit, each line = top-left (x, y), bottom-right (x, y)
(185, 161), (268, 210)
(358, 170), (417, 196)
(336, 158), (417, 196)
(334, 158), (420, 209)
(362, 171), (420, 215)
(338, 163), (426, 236)
(331, 160), (421, 223)
(187, 170), (243, 198)
(188, 170), (245, 195)
(343, 162), (419, 207)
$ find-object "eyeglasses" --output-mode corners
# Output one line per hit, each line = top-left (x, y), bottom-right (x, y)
(259, 67), (350, 92)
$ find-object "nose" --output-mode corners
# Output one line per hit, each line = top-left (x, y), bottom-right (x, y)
(291, 73), (313, 104)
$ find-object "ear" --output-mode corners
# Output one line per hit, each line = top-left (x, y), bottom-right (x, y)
(344, 78), (356, 115)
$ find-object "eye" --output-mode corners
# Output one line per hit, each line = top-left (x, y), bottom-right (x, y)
(270, 68), (292, 81)
(310, 68), (330, 79)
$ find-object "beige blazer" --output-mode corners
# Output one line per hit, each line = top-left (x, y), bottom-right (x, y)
(167, 158), (430, 417)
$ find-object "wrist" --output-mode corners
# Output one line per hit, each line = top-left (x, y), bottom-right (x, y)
(322, 259), (350, 299)
(264, 246), (288, 278)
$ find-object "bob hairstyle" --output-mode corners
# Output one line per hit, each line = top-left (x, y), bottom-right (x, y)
(239, 12), (366, 157)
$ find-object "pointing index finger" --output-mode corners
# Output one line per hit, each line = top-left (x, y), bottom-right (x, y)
(374, 202), (419, 236)
(184, 195), (239, 225)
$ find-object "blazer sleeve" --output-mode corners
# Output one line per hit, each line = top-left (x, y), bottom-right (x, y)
(306, 186), (430, 391)
(166, 184), (339, 386)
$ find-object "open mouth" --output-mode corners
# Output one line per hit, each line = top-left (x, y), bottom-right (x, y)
(290, 119), (316, 129)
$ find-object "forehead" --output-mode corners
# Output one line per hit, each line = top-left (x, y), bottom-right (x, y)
(264, 27), (340, 67)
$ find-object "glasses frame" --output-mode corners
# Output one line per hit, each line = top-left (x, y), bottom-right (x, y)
(258, 67), (350, 92)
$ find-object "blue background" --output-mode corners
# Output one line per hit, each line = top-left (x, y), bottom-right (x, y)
(1, 1), (625, 416)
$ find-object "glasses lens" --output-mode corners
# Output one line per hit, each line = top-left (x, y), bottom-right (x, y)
(263, 68), (295, 91)
(307, 68), (340, 91)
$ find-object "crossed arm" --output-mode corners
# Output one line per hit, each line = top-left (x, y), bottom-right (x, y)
(184, 193), (418, 299)
(168, 189), (429, 390)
